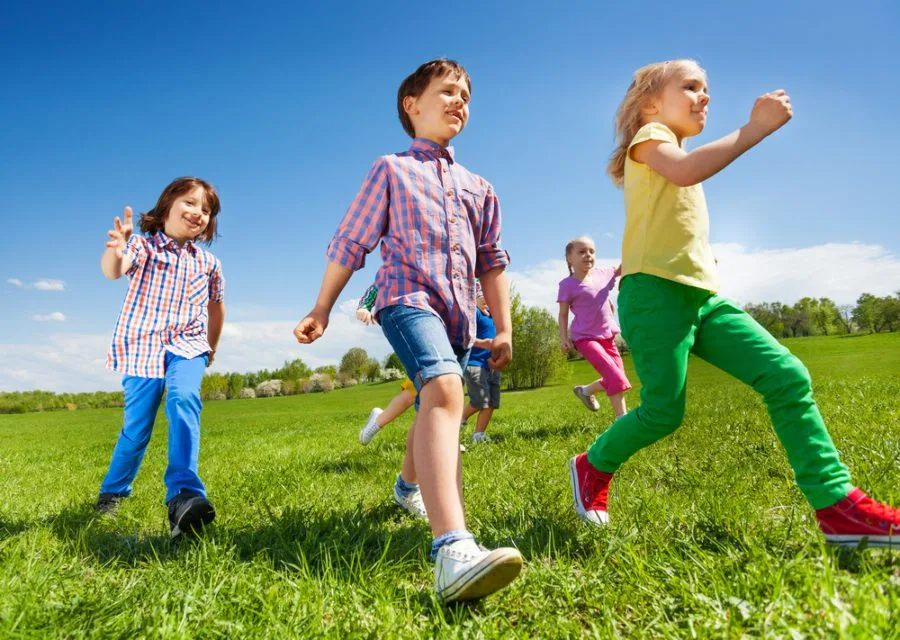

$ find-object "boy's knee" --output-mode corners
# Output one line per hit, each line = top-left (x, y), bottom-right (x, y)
(421, 373), (463, 405)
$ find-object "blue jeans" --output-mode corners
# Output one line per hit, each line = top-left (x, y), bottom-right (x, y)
(100, 351), (208, 504)
(379, 305), (470, 409)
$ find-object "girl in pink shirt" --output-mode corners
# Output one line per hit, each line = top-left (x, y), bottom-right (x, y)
(557, 236), (631, 417)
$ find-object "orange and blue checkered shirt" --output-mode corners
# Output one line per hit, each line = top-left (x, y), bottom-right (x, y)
(106, 231), (224, 378)
(327, 138), (509, 348)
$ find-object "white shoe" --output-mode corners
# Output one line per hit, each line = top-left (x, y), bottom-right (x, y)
(471, 432), (491, 444)
(434, 539), (523, 603)
(359, 408), (383, 445)
(393, 485), (428, 519)
(573, 386), (600, 412)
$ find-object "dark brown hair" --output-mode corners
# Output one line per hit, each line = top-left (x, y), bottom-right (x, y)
(397, 58), (471, 138)
(139, 177), (221, 243)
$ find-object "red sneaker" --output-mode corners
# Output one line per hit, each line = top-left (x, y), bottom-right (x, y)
(569, 453), (613, 527)
(816, 488), (900, 548)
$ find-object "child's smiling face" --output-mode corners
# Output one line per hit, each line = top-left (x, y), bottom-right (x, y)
(404, 73), (470, 146)
(648, 63), (710, 139)
(164, 186), (211, 243)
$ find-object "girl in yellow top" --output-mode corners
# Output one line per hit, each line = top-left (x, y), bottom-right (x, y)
(569, 59), (898, 547)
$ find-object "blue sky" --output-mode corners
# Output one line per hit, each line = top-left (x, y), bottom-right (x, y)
(1, 1), (898, 392)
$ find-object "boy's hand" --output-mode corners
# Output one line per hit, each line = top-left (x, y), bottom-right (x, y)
(487, 331), (512, 371)
(106, 207), (134, 259)
(749, 90), (792, 136)
(560, 339), (571, 354)
(355, 308), (375, 326)
(207, 350), (216, 367)
(294, 309), (329, 344)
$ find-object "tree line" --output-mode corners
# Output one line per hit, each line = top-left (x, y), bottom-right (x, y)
(743, 292), (899, 338)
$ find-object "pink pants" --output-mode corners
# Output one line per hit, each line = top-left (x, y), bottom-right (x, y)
(574, 337), (632, 396)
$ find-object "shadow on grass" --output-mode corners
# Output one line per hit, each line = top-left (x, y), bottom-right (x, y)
(0, 517), (30, 540)
(49, 502), (177, 565)
(513, 422), (589, 442)
(228, 500), (428, 576)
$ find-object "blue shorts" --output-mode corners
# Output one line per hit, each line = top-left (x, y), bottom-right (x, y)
(379, 305), (470, 408)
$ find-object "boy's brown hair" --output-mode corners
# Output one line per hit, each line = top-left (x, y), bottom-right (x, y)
(397, 58), (471, 138)
(139, 177), (221, 243)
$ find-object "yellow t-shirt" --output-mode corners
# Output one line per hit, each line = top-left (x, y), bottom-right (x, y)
(621, 122), (719, 292)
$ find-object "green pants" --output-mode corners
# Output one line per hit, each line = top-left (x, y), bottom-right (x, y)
(587, 274), (852, 509)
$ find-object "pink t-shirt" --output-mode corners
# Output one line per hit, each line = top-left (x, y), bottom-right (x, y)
(557, 267), (620, 341)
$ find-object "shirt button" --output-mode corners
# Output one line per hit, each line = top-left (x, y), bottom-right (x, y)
(446, 190), (454, 198)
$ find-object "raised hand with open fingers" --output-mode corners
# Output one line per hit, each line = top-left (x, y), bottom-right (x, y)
(106, 207), (134, 259)
(750, 90), (793, 136)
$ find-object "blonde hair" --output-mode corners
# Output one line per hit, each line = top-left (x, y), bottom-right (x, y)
(564, 235), (595, 276)
(607, 59), (706, 187)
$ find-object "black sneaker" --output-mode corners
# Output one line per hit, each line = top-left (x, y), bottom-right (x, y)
(167, 492), (215, 540)
(95, 492), (126, 515)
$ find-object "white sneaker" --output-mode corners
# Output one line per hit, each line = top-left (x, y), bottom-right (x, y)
(471, 432), (491, 444)
(573, 386), (600, 412)
(359, 408), (383, 445)
(393, 485), (427, 519)
(434, 539), (523, 603)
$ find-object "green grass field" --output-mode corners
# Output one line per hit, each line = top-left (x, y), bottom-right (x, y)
(1, 333), (898, 638)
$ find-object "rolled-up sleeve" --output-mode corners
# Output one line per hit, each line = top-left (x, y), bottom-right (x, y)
(475, 184), (510, 276)
(208, 258), (225, 303)
(124, 235), (147, 278)
(327, 158), (390, 271)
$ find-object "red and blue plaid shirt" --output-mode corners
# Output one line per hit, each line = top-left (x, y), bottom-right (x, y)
(327, 138), (510, 348)
(106, 231), (225, 378)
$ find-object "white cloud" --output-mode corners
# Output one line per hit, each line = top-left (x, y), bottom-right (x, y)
(213, 298), (391, 375)
(506, 242), (900, 312)
(32, 312), (66, 322)
(7, 278), (24, 287)
(713, 243), (899, 305)
(33, 279), (66, 291)
(0, 333), (116, 392)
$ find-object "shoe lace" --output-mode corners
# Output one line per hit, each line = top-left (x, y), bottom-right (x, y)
(861, 497), (900, 526)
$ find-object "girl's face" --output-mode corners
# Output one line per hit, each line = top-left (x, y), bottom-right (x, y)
(648, 65), (709, 139)
(568, 241), (596, 273)
(164, 186), (211, 243)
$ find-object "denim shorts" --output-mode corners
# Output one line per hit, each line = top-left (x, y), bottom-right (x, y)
(379, 304), (470, 407)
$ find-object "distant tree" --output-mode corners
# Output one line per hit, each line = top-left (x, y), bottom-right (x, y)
(813, 298), (840, 336)
(505, 291), (568, 390)
(273, 358), (311, 381)
(875, 294), (900, 332)
(836, 304), (854, 334)
(853, 293), (878, 333)
(384, 352), (404, 371)
(339, 347), (370, 380)
(365, 358), (382, 382)
(315, 364), (337, 379)
(226, 372), (245, 399)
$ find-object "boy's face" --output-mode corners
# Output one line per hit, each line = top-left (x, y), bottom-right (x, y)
(404, 73), (470, 146)
(164, 185), (211, 243)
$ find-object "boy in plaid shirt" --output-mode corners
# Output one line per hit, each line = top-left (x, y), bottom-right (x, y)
(294, 59), (522, 603)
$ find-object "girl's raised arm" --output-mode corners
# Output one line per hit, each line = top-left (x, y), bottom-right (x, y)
(633, 91), (792, 187)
